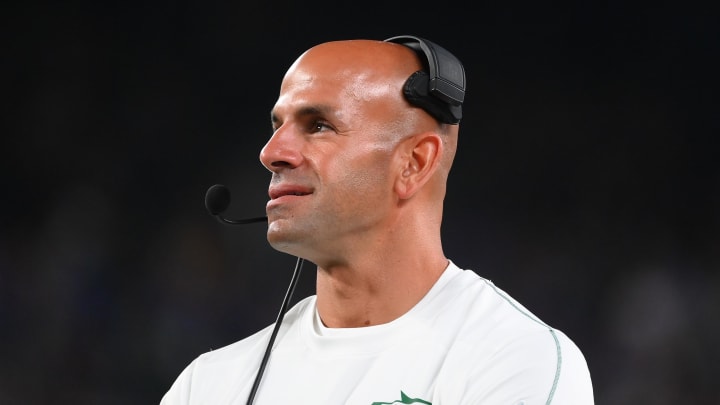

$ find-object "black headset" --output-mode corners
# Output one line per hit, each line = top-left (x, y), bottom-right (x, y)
(384, 35), (466, 124)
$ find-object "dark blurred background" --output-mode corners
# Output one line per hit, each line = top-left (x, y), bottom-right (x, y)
(1, 1), (717, 404)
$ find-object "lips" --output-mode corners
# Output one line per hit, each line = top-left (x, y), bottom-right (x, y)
(268, 185), (313, 200)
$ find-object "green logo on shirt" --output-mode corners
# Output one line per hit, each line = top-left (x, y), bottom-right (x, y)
(372, 391), (431, 405)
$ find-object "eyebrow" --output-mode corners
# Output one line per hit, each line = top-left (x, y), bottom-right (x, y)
(270, 104), (335, 126)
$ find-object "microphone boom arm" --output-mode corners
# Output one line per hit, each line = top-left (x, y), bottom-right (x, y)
(216, 215), (267, 225)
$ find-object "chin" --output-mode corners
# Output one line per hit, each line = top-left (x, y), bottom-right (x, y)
(267, 228), (304, 256)
(267, 218), (324, 258)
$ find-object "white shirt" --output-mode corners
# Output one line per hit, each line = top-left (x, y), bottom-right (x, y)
(161, 261), (594, 404)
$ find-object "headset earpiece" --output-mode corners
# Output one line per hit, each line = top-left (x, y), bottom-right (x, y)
(384, 35), (466, 124)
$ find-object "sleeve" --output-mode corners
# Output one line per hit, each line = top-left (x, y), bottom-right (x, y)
(547, 330), (594, 405)
(459, 328), (594, 405)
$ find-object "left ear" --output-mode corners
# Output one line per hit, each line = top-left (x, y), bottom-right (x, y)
(394, 132), (443, 200)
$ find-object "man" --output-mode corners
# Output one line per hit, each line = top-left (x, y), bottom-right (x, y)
(161, 35), (594, 404)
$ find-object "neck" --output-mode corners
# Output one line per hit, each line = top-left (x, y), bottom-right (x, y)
(314, 231), (448, 328)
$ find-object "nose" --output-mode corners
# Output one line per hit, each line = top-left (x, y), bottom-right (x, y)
(259, 125), (303, 172)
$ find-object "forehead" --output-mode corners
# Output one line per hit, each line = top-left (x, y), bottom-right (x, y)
(275, 70), (385, 115)
(272, 40), (420, 118)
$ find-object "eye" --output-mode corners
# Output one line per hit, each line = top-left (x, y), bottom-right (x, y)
(310, 120), (333, 133)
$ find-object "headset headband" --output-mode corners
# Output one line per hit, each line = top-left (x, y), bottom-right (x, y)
(384, 35), (466, 124)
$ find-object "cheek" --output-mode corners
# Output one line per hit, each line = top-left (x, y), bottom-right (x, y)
(329, 149), (394, 202)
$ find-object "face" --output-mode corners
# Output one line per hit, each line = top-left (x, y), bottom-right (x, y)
(259, 41), (419, 265)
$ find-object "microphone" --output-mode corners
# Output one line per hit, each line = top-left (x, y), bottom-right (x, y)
(205, 184), (267, 224)
(203, 183), (304, 405)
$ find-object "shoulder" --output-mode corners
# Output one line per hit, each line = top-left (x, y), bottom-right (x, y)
(161, 296), (317, 403)
(435, 263), (594, 403)
(434, 263), (552, 335)
(439, 263), (564, 337)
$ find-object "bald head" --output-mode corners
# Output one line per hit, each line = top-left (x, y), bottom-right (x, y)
(278, 39), (458, 172)
(287, 40), (421, 87)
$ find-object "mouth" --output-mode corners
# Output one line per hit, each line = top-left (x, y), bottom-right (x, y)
(268, 186), (313, 200)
